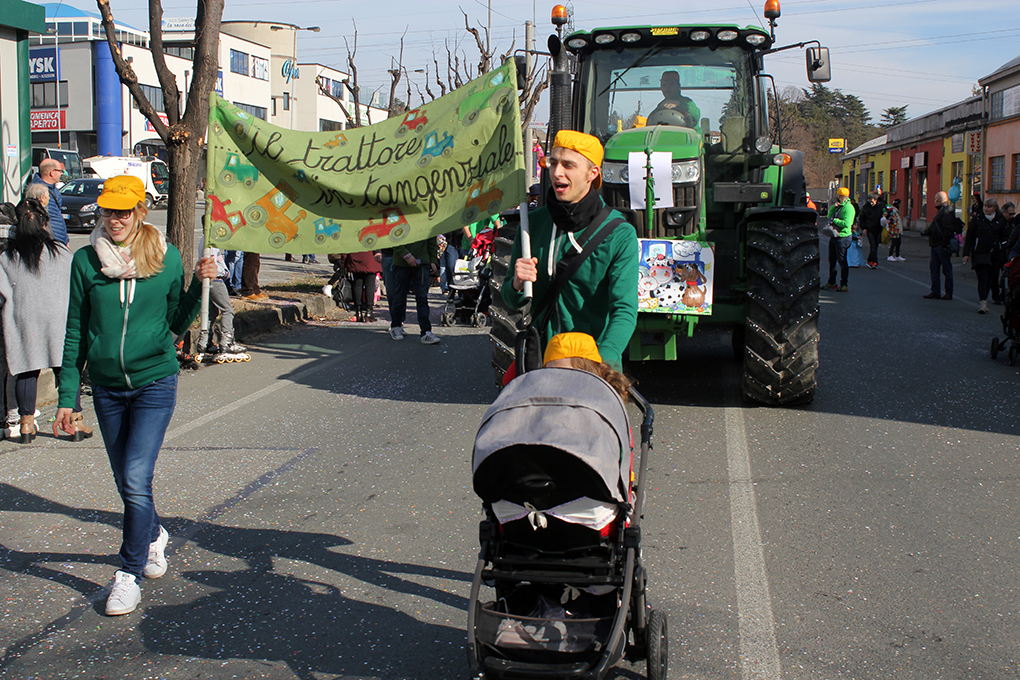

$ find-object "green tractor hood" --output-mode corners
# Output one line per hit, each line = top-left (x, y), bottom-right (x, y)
(604, 126), (702, 162)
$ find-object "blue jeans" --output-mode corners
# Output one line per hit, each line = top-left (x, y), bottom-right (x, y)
(225, 251), (243, 291)
(929, 246), (953, 297)
(389, 265), (432, 333)
(92, 374), (178, 578)
(438, 244), (459, 292)
(827, 235), (851, 286)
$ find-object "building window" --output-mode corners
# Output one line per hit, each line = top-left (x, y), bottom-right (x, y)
(320, 119), (343, 131)
(990, 90), (1003, 121)
(271, 98), (277, 117)
(890, 168), (898, 194)
(164, 45), (195, 60)
(331, 79), (345, 100)
(989, 155), (1005, 192)
(869, 170), (875, 192)
(1013, 154), (1020, 191)
(877, 171), (884, 192)
(229, 49), (249, 76)
(951, 160), (963, 186)
(233, 102), (266, 120)
(132, 84), (166, 113)
(251, 56), (269, 81)
(283, 92), (290, 111)
(30, 81), (69, 108)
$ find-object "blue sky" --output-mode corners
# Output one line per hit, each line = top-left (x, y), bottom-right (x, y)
(100, 0), (1019, 125)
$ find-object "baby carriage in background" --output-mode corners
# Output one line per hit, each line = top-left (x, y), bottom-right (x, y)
(441, 228), (495, 328)
(468, 368), (667, 680)
(991, 255), (1020, 365)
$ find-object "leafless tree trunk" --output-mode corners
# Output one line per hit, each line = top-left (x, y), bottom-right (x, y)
(95, 0), (223, 281)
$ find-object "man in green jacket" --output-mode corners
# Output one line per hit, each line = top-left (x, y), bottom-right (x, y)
(389, 235), (441, 344)
(503, 130), (639, 370)
(821, 186), (856, 292)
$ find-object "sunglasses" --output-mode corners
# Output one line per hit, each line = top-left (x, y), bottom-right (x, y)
(100, 208), (134, 219)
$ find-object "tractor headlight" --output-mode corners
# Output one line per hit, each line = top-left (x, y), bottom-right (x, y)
(601, 161), (629, 184)
(671, 160), (700, 183)
(755, 136), (773, 153)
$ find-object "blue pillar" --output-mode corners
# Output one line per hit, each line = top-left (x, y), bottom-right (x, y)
(94, 41), (122, 156)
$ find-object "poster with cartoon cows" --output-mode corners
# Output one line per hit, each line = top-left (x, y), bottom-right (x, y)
(638, 239), (714, 315)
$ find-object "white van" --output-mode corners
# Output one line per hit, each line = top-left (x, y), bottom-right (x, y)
(84, 155), (169, 209)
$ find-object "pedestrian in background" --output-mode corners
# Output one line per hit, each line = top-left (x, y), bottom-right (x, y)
(821, 186), (855, 292)
(343, 250), (382, 323)
(923, 191), (956, 300)
(0, 184), (90, 443)
(240, 251), (267, 302)
(53, 176), (216, 616)
(963, 197), (1007, 314)
(223, 250), (243, 296)
(30, 158), (69, 246)
(388, 236), (441, 344)
(883, 199), (904, 262)
(859, 192), (883, 269)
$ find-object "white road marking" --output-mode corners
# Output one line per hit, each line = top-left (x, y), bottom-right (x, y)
(726, 407), (782, 680)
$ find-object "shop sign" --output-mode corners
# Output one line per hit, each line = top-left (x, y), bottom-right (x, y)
(828, 138), (845, 154)
(282, 59), (299, 84)
(29, 47), (59, 83)
(900, 156), (911, 168)
(914, 151), (926, 168)
(30, 110), (65, 130)
(144, 112), (171, 132)
(967, 130), (981, 155)
(161, 17), (195, 31)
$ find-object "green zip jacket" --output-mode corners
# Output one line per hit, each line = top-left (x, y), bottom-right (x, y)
(827, 200), (856, 237)
(392, 236), (438, 267)
(58, 243), (203, 406)
(502, 205), (639, 370)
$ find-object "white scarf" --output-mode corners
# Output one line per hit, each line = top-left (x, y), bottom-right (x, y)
(89, 222), (166, 279)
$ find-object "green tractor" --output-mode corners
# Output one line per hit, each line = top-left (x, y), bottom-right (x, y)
(489, 2), (831, 405)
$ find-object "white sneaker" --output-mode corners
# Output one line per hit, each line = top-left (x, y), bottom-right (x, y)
(420, 331), (441, 345)
(106, 571), (141, 616)
(322, 284), (333, 298)
(389, 326), (406, 341)
(143, 526), (169, 579)
(887, 255), (896, 261)
(896, 256), (906, 261)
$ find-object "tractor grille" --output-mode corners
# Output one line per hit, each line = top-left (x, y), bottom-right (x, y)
(602, 183), (700, 239)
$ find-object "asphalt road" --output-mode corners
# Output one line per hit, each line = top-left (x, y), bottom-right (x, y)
(2, 224), (1019, 679)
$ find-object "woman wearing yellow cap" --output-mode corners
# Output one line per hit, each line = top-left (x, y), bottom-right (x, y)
(53, 175), (216, 616)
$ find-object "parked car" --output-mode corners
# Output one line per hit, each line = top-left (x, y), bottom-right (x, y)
(59, 178), (105, 232)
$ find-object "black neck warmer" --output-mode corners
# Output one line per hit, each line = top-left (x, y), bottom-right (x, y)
(545, 184), (603, 232)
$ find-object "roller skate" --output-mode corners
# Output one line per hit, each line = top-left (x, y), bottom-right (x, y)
(214, 336), (251, 363)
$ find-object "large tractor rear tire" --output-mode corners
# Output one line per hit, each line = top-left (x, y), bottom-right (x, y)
(488, 223), (525, 386)
(742, 212), (820, 405)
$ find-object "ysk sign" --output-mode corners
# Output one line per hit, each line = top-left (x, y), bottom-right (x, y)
(29, 47), (59, 83)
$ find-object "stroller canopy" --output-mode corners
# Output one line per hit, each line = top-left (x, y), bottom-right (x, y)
(473, 368), (630, 504)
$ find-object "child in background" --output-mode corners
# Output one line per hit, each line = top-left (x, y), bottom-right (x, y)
(542, 332), (633, 402)
(884, 199), (904, 262)
(197, 245), (246, 356)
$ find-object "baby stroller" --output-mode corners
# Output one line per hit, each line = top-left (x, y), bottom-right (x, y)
(991, 255), (1020, 365)
(442, 228), (495, 328)
(468, 368), (666, 680)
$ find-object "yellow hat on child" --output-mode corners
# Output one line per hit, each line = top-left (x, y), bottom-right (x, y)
(543, 332), (602, 366)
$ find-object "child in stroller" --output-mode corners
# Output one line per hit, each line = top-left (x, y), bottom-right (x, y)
(468, 333), (666, 680)
(991, 253), (1020, 365)
(441, 227), (495, 328)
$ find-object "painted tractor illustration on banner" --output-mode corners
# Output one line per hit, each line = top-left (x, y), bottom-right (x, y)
(231, 110), (253, 139)
(314, 217), (342, 244)
(462, 181), (502, 222)
(208, 195), (247, 241)
(219, 152), (259, 190)
(243, 181), (307, 248)
(395, 108), (428, 137)
(417, 132), (454, 167)
(324, 133), (348, 148)
(458, 69), (514, 126)
(358, 208), (410, 248)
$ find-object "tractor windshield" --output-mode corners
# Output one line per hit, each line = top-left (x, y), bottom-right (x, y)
(578, 45), (757, 152)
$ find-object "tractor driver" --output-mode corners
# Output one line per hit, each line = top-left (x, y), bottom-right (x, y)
(648, 71), (701, 131)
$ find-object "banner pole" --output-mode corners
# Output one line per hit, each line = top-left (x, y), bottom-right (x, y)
(518, 202), (532, 302)
(198, 93), (216, 347)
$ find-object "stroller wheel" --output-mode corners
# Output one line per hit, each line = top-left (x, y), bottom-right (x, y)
(646, 609), (668, 680)
(471, 313), (486, 328)
(1010, 345), (1019, 367)
(440, 312), (452, 327)
(991, 337), (1001, 360)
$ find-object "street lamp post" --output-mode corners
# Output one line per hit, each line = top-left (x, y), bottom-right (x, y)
(270, 24), (319, 130)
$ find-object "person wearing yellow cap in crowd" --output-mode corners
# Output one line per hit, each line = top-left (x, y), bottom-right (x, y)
(821, 186), (855, 292)
(53, 175), (217, 617)
(503, 130), (638, 371)
(543, 332), (632, 401)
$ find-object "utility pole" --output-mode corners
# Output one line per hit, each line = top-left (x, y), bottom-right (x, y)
(487, 0), (491, 56)
(524, 20), (534, 185)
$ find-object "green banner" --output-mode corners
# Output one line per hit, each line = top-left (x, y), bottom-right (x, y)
(205, 59), (525, 253)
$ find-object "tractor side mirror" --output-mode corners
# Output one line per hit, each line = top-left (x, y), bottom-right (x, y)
(514, 55), (528, 90)
(806, 46), (831, 83)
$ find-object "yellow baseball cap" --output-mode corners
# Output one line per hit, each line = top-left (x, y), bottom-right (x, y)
(548, 130), (604, 188)
(98, 175), (146, 210)
(837, 187), (850, 197)
(544, 332), (602, 366)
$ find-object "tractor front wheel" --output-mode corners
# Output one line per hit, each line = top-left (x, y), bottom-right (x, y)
(742, 214), (820, 405)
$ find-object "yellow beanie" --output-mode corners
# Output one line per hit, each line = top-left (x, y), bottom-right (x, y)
(543, 332), (602, 366)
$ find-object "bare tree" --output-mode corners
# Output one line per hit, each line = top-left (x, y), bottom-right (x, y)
(95, 0), (224, 279)
(314, 23), (373, 129)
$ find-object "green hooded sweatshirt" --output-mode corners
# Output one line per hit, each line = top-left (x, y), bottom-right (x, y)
(58, 243), (203, 406)
(501, 204), (639, 370)
(827, 199), (856, 237)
